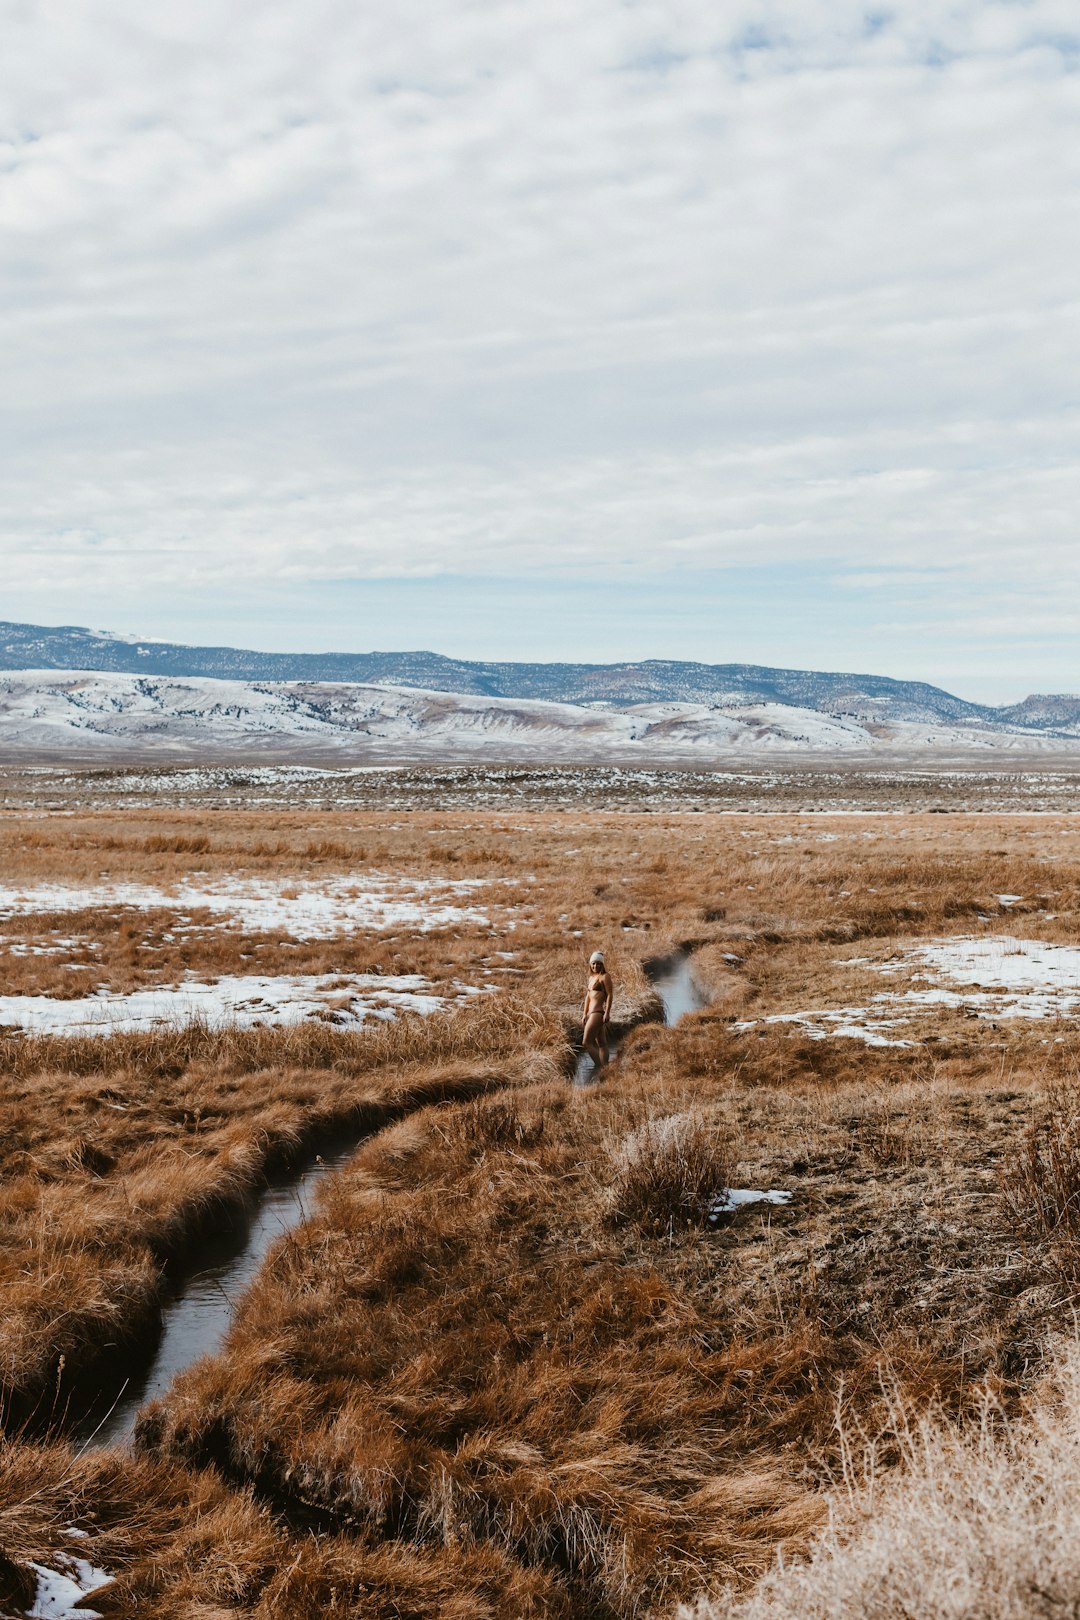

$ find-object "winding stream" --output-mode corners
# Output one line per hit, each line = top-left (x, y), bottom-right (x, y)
(76, 950), (707, 1449)
(74, 1131), (368, 1449)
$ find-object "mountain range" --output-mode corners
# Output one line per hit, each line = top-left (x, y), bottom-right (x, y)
(4, 669), (1080, 762)
(2, 620), (1078, 733)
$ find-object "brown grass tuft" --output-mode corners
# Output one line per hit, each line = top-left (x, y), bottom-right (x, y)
(607, 1111), (737, 1233)
(681, 1337), (1080, 1620)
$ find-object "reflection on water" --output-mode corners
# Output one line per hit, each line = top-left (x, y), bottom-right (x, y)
(77, 1134), (366, 1449)
(574, 1034), (618, 1086)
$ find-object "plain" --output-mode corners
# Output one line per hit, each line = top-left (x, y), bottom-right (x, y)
(2, 797), (1079, 1617)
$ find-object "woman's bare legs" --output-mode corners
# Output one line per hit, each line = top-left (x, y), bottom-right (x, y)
(583, 1011), (607, 1067)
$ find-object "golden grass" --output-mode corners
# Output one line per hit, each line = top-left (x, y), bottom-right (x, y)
(0, 1434), (568, 1617)
(2, 804), (1077, 1001)
(681, 1334), (1080, 1620)
(143, 1045), (1054, 1613)
(0, 998), (567, 1422)
(1000, 1077), (1080, 1281)
(3, 804), (1080, 1614)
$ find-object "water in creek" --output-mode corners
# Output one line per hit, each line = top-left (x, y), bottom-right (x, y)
(78, 952), (706, 1448)
(573, 949), (707, 1085)
(75, 1132), (366, 1449)
(649, 952), (710, 1025)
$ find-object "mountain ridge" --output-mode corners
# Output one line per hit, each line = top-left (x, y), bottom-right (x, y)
(3, 620), (1076, 731)
(4, 668), (1080, 763)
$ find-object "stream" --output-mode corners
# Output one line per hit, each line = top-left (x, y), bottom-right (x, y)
(574, 949), (708, 1084)
(76, 950), (707, 1449)
(648, 951), (711, 1025)
(73, 1130), (369, 1449)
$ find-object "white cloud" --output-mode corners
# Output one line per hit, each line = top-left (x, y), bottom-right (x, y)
(2, 1), (1079, 645)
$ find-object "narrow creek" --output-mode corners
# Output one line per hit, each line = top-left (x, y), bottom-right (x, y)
(574, 949), (708, 1085)
(74, 1130), (369, 1449)
(648, 951), (711, 1025)
(77, 950), (707, 1449)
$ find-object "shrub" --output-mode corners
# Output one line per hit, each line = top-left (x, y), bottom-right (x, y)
(607, 1111), (736, 1234)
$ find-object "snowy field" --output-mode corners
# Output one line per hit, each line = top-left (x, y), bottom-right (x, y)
(735, 936), (1080, 1046)
(6, 761), (1080, 814)
(0, 971), (487, 1037)
(0, 872), (492, 937)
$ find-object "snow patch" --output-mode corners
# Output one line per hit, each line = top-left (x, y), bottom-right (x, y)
(0, 873), (492, 938)
(867, 935), (1080, 1022)
(897, 935), (1080, 992)
(709, 1188), (791, 1220)
(0, 973), (483, 1037)
(736, 936), (1080, 1044)
(27, 1554), (111, 1619)
(0, 935), (96, 956)
(733, 1011), (914, 1047)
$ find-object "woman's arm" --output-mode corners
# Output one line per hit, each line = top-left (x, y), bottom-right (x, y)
(604, 972), (614, 1021)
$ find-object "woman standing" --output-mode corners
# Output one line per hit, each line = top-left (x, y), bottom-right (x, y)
(582, 950), (613, 1070)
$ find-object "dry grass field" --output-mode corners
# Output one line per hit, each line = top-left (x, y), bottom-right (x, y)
(3, 795), (1080, 1616)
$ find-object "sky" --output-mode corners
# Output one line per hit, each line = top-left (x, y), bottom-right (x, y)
(3, 0), (1080, 701)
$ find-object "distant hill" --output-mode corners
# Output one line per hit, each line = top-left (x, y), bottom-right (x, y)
(995, 694), (1080, 731)
(4, 619), (1072, 731)
(3, 669), (1079, 763)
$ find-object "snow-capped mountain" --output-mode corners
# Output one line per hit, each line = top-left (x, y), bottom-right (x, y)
(2, 619), (1071, 729)
(2, 669), (1078, 761)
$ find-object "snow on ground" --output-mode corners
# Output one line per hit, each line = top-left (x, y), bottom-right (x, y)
(0, 872), (492, 937)
(709, 1188), (791, 1220)
(0, 972), (484, 1037)
(732, 1010), (915, 1047)
(894, 935), (1080, 994)
(9, 763), (1080, 816)
(0, 670), (870, 758)
(27, 1553), (111, 1619)
(735, 936), (1080, 1045)
(0, 934), (96, 956)
(5, 668), (1079, 761)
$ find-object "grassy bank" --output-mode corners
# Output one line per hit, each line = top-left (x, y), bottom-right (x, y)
(1, 1001), (567, 1427)
(142, 1035), (1066, 1615)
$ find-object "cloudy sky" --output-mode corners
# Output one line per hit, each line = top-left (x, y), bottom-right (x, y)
(4, 0), (1079, 698)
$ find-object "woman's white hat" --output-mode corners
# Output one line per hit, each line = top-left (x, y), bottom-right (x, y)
(589, 950), (605, 965)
